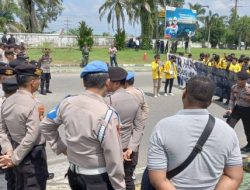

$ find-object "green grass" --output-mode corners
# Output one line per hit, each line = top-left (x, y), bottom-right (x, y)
(27, 47), (250, 65)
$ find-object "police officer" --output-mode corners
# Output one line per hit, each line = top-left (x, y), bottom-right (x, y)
(125, 72), (149, 180)
(0, 66), (16, 178)
(1, 77), (18, 190)
(125, 72), (149, 125)
(0, 64), (15, 97)
(105, 67), (144, 190)
(0, 64), (48, 190)
(40, 61), (125, 190)
(38, 48), (52, 95)
(226, 71), (250, 152)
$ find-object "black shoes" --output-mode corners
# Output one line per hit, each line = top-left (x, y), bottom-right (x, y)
(47, 173), (54, 180)
(40, 89), (52, 95)
(215, 97), (223, 102)
(40, 90), (46, 95)
(241, 144), (250, 153)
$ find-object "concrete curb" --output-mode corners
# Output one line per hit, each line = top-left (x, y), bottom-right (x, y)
(50, 64), (151, 73)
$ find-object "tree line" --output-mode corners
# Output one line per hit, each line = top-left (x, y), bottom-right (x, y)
(0, 0), (63, 33)
(1, 0), (249, 50)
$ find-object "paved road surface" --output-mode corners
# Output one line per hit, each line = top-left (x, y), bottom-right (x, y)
(0, 72), (249, 189)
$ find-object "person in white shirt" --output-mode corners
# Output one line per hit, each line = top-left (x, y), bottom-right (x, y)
(108, 45), (118, 67)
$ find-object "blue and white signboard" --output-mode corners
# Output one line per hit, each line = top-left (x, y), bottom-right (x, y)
(165, 6), (197, 39)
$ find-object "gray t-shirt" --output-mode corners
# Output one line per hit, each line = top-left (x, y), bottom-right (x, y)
(147, 109), (242, 190)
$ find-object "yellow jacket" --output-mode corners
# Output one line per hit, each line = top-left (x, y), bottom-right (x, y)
(151, 61), (164, 79)
(207, 61), (214, 67)
(229, 63), (242, 73)
(164, 61), (177, 79)
(219, 59), (227, 69)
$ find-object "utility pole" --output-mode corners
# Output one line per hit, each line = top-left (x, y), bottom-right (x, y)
(64, 16), (70, 34)
(235, 0), (238, 13)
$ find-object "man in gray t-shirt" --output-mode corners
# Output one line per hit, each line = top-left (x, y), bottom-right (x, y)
(147, 76), (243, 190)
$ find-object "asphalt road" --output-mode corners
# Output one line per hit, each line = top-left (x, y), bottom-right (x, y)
(0, 72), (249, 189)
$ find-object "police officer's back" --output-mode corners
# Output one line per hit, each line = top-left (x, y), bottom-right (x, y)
(40, 61), (125, 190)
(125, 72), (149, 125)
(0, 64), (48, 190)
(105, 67), (144, 190)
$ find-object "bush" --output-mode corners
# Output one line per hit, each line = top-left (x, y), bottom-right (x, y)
(114, 29), (126, 50)
(77, 21), (94, 50)
(141, 37), (152, 50)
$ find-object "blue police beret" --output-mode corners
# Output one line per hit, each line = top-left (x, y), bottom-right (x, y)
(80, 60), (108, 78)
(126, 72), (135, 81)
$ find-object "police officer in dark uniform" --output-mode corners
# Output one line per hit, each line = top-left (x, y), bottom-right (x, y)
(0, 64), (48, 190)
(226, 71), (250, 152)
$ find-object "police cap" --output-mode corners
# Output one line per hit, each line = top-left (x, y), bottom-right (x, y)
(80, 60), (108, 78)
(17, 53), (29, 60)
(2, 77), (18, 93)
(0, 65), (15, 76)
(108, 67), (127, 81)
(15, 64), (43, 77)
(237, 71), (249, 80)
(126, 71), (135, 81)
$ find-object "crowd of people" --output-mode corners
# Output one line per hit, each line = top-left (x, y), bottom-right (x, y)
(151, 51), (250, 153)
(151, 52), (250, 96)
(0, 32), (249, 190)
(1, 58), (248, 190)
(0, 35), (53, 95)
(0, 60), (149, 190)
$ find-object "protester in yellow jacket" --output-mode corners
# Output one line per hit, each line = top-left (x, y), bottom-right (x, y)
(151, 54), (164, 97)
(163, 55), (177, 96)
(229, 57), (241, 73)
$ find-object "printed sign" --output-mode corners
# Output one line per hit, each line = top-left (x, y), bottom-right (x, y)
(165, 6), (197, 39)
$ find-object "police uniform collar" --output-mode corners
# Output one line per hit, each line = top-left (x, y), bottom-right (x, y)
(16, 89), (34, 98)
(84, 90), (106, 103)
(114, 87), (126, 94)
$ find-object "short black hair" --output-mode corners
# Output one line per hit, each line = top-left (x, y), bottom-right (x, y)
(126, 78), (134, 86)
(186, 76), (215, 108)
(154, 54), (160, 59)
(16, 75), (38, 87)
(83, 73), (109, 89)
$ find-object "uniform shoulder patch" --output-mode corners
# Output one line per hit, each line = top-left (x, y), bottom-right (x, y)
(46, 94), (74, 120)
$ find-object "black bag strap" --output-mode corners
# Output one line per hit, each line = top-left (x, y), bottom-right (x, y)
(167, 114), (215, 179)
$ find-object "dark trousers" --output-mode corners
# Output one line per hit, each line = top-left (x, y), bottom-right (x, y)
(110, 56), (118, 67)
(41, 73), (51, 92)
(5, 168), (15, 190)
(124, 152), (138, 190)
(82, 55), (89, 66)
(164, 78), (174, 93)
(14, 145), (48, 190)
(177, 76), (183, 86)
(68, 168), (114, 190)
(225, 86), (231, 102)
(227, 105), (250, 144)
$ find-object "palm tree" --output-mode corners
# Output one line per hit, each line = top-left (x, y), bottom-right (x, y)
(18, 0), (63, 32)
(0, 0), (21, 32)
(205, 10), (219, 43)
(165, 0), (184, 7)
(188, 3), (206, 24)
(99, 0), (134, 31)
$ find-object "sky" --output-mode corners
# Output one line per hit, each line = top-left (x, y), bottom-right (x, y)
(47, 0), (250, 35)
